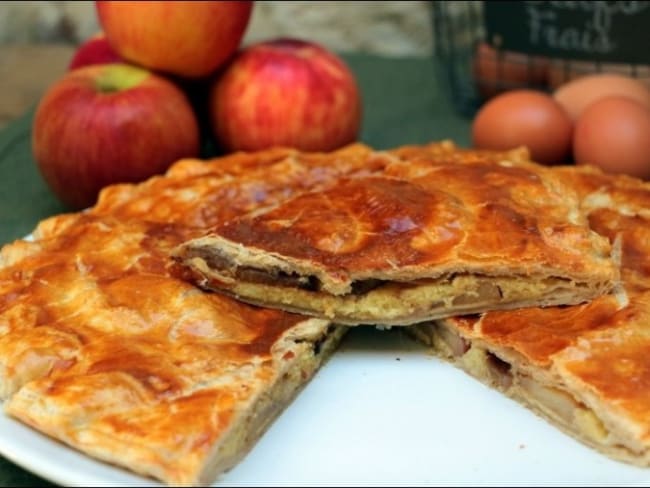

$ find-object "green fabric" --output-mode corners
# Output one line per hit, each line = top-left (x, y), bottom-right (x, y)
(0, 54), (470, 486)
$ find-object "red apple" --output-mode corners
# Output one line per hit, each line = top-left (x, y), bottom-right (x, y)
(68, 32), (122, 70)
(96, 0), (253, 78)
(210, 38), (362, 153)
(32, 63), (200, 209)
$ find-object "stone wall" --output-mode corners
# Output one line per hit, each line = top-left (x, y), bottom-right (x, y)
(0, 1), (433, 56)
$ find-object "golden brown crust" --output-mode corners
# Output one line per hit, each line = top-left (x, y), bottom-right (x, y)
(0, 213), (345, 485)
(0, 144), (368, 485)
(413, 165), (650, 466)
(90, 143), (379, 228)
(1, 140), (643, 483)
(173, 144), (619, 324)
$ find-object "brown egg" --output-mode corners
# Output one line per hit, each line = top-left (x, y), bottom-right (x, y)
(553, 73), (650, 122)
(573, 96), (650, 180)
(473, 43), (548, 99)
(471, 90), (573, 165)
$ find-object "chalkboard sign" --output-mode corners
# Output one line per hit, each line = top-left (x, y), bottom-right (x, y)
(484, 1), (650, 64)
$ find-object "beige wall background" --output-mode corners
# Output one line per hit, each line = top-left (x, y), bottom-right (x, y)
(0, 1), (433, 56)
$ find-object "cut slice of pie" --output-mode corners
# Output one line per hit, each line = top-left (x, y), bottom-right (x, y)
(409, 165), (650, 466)
(173, 145), (620, 325)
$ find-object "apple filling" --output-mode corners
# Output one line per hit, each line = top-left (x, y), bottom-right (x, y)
(175, 245), (606, 326)
(181, 245), (386, 294)
(411, 321), (613, 447)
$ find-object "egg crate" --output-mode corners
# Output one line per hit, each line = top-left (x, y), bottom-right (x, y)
(433, 1), (650, 116)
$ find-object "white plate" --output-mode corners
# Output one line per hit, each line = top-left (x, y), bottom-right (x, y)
(1, 326), (649, 487)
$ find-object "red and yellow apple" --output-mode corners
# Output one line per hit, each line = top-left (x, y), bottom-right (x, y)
(210, 38), (362, 153)
(32, 63), (200, 209)
(68, 32), (122, 70)
(96, 0), (253, 78)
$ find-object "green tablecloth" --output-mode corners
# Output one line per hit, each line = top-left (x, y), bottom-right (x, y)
(0, 54), (471, 486)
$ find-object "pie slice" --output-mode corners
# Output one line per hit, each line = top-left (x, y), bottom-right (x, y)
(409, 165), (650, 466)
(172, 144), (620, 325)
(0, 146), (357, 485)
